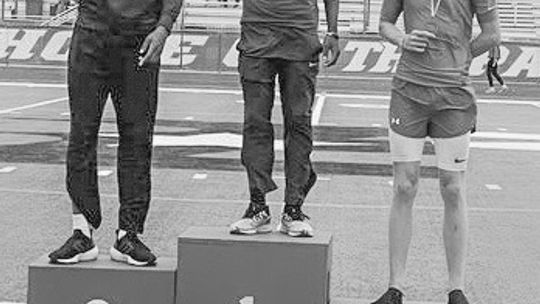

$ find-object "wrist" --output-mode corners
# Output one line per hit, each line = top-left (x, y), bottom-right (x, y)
(156, 24), (170, 35)
(326, 31), (339, 39)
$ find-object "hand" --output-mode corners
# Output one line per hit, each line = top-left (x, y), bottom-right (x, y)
(322, 34), (341, 67)
(400, 30), (436, 53)
(138, 26), (169, 67)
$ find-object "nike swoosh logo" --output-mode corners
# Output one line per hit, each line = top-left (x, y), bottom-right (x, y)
(454, 158), (467, 163)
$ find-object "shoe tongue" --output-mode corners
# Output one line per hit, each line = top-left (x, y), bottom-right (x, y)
(73, 229), (84, 237)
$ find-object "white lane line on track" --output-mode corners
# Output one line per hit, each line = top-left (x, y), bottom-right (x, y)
(0, 97), (68, 115)
(312, 92), (326, 126)
(341, 103), (389, 109)
(0, 166), (17, 173)
(192, 173), (208, 180)
(473, 131), (540, 141)
(0, 82), (538, 108)
(3, 63), (539, 86)
(471, 141), (540, 151)
(273, 175), (331, 181)
(486, 184), (502, 190)
(1, 187), (538, 214)
(0, 302), (25, 304)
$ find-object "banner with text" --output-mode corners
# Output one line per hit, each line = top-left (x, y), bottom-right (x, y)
(1, 28), (539, 80)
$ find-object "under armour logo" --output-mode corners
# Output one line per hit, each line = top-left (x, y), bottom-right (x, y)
(391, 117), (401, 125)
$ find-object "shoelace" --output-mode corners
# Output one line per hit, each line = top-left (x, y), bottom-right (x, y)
(243, 204), (266, 218)
(285, 207), (310, 221)
(61, 231), (87, 252)
(126, 232), (150, 252)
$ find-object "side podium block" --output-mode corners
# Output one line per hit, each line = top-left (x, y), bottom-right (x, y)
(177, 226), (332, 304)
(28, 255), (176, 304)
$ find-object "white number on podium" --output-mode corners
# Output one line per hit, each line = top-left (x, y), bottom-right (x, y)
(87, 300), (109, 304)
(239, 296), (254, 304)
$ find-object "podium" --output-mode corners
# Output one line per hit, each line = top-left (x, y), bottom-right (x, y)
(177, 226), (333, 304)
(27, 255), (176, 304)
(27, 227), (333, 304)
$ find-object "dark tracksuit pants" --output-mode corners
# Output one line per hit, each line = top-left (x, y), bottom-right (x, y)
(66, 25), (159, 233)
(238, 53), (318, 206)
(487, 58), (504, 87)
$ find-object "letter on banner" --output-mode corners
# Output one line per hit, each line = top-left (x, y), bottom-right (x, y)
(222, 38), (240, 68)
(369, 42), (400, 73)
(41, 30), (72, 62)
(503, 46), (540, 78)
(160, 34), (208, 66)
(0, 29), (46, 60)
(342, 41), (383, 72)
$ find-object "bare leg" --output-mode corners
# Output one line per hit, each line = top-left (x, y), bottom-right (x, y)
(439, 169), (468, 291)
(388, 161), (421, 290)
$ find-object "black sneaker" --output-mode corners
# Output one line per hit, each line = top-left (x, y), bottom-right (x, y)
(371, 287), (404, 304)
(277, 205), (313, 237)
(109, 231), (156, 266)
(230, 203), (272, 235)
(49, 230), (99, 264)
(448, 290), (470, 304)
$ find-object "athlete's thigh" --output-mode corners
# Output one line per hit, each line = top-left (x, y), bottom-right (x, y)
(389, 79), (431, 139)
(278, 57), (318, 119)
(389, 128), (425, 163)
(238, 54), (278, 120)
(432, 132), (471, 171)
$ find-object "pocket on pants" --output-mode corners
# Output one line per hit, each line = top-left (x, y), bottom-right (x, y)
(238, 54), (274, 83)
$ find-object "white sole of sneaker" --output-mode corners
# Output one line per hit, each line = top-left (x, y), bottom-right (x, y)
(55, 246), (99, 264)
(230, 224), (273, 235)
(276, 224), (314, 238)
(109, 246), (154, 267)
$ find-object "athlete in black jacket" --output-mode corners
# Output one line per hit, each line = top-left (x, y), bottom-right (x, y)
(49, 0), (182, 267)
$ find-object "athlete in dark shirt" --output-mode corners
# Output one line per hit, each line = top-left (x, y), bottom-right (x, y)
(485, 45), (508, 93)
(230, 0), (340, 237)
(49, 0), (182, 267)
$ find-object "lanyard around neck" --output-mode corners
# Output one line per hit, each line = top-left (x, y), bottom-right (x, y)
(431, 0), (442, 17)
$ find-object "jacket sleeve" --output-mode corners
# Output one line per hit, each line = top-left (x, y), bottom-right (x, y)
(158, 0), (183, 33)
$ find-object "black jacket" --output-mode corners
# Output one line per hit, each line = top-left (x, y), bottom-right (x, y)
(76, 0), (182, 35)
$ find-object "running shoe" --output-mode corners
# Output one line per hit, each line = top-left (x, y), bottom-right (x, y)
(110, 230), (156, 266)
(448, 290), (470, 304)
(277, 205), (313, 237)
(371, 287), (404, 304)
(485, 87), (497, 94)
(230, 203), (272, 235)
(49, 230), (99, 264)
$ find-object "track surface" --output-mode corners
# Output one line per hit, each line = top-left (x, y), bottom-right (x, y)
(0, 67), (539, 304)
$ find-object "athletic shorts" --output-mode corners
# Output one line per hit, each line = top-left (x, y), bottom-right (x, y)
(389, 128), (471, 171)
(389, 78), (477, 139)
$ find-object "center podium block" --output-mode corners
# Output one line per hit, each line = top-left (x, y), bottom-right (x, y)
(177, 226), (333, 304)
(28, 255), (176, 304)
